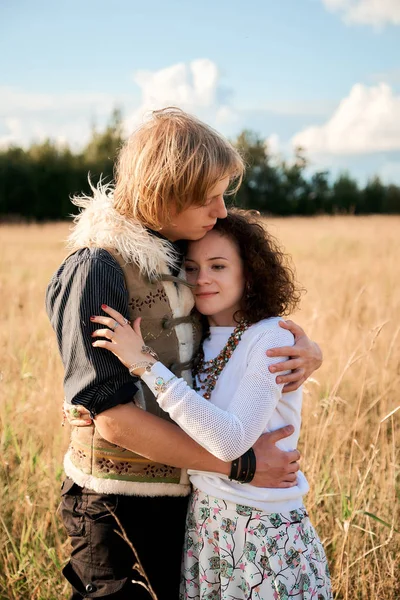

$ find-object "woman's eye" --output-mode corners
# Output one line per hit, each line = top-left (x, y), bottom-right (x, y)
(185, 266), (197, 273)
(212, 264), (225, 270)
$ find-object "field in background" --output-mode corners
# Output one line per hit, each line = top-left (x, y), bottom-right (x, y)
(0, 216), (399, 600)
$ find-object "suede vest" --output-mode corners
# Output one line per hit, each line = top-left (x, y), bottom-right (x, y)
(64, 249), (203, 496)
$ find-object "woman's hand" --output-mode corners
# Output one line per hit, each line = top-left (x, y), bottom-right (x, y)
(266, 320), (323, 393)
(91, 304), (153, 371)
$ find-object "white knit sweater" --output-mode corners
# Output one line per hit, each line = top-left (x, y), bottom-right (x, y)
(142, 317), (309, 512)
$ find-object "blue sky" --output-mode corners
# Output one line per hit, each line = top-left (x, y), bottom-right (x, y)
(1, 0), (400, 184)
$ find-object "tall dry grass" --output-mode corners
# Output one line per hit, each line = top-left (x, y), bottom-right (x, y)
(0, 216), (399, 599)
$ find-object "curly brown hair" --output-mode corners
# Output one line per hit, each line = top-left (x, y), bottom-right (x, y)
(212, 209), (302, 324)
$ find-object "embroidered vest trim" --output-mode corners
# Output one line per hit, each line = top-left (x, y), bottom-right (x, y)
(65, 248), (202, 496)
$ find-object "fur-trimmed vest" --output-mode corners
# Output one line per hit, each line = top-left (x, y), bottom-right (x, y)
(63, 184), (202, 496)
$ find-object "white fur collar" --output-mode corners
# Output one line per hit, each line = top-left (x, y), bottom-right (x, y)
(67, 181), (179, 278)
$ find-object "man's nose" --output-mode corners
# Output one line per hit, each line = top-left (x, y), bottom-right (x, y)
(210, 196), (227, 219)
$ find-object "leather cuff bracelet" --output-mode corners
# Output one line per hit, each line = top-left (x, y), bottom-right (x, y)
(229, 447), (256, 484)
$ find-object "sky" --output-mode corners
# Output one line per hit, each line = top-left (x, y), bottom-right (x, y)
(1, 0), (400, 184)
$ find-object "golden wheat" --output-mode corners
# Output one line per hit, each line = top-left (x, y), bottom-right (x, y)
(0, 216), (399, 600)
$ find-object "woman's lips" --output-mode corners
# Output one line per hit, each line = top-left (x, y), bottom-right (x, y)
(195, 292), (218, 297)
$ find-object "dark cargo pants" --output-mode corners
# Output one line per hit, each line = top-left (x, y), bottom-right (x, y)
(60, 478), (189, 599)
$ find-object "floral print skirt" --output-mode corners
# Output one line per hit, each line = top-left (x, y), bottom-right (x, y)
(180, 488), (332, 600)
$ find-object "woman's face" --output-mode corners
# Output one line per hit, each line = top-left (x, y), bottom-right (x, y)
(185, 230), (245, 327)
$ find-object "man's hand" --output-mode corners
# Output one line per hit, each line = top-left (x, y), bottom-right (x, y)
(267, 320), (323, 393)
(63, 401), (92, 427)
(250, 426), (300, 488)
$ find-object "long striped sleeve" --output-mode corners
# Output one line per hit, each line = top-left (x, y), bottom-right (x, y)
(45, 248), (139, 416)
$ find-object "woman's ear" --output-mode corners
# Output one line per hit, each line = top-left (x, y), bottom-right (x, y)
(245, 280), (252, 299)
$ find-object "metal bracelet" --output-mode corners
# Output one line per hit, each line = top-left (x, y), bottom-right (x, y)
(154, 375), (178, 396)
(128, 361), (155, 376)
(141, 344), (159, 361)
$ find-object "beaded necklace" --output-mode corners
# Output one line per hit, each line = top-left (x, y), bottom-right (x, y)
(193, 320), (250, 400)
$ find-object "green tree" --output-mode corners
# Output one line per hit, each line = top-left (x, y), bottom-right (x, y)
(83, 108), (124, 165)
(309, 171), (332, 214)
(1, 110), (400, 220)
(233, 130), (282, 213)
(360, 176), (387, 214)
(280, 147), (312, 215)
(332, 172), (360, 214)
(383, 184), (400, 214)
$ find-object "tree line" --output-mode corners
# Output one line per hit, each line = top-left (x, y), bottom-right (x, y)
(1, 109), (399, 220)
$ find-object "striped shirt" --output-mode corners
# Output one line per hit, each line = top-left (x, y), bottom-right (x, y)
(46, 248), (139, 417)
(46, 234), (187, 417)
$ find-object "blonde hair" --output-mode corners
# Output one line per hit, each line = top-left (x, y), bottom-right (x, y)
(113, 107), (244, 229)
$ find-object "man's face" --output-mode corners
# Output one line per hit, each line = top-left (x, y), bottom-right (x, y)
(161, 176), (230, 242)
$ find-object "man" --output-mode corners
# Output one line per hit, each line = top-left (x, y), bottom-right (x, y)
(46, 108), (322, 599)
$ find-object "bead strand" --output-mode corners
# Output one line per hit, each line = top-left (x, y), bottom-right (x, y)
(193, 320), (250, 400)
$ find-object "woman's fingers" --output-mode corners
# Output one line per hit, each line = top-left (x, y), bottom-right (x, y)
(91, 328), (115, 340)
(91, 311), (146, 370)
(92, 339), (115, 350)
(100, 304), (129, 326)
(90, 305), (130, 330)
(90, 315), (118, 328)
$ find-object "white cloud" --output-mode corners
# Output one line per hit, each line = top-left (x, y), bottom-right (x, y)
(322, 0), (400, 26)
(0, 86), (129, 149)
(0, 87), (119, 115)
(260, 99), (335, 117)
(369, 67), (400, 85)
(291, 83), (400, 155)
(0, 113), (101, 150)
(124, 59), (236, 132)
(0, 118), (22, 148)
(215, 105), (238, 125)
(0, 59), (236, 148)
(265, 133), (281, 155)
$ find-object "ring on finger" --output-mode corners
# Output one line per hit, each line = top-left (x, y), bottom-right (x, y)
(112, 320), (119, 331)
(70, 407), (80, 419)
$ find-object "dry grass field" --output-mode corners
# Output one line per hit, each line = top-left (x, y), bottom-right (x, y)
(0, 216), (399, 600)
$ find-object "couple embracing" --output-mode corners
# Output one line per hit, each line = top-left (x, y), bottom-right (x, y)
(46, 108), (332, 599)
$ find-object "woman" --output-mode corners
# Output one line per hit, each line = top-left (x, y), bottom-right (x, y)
(90, 210), (332, 599)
